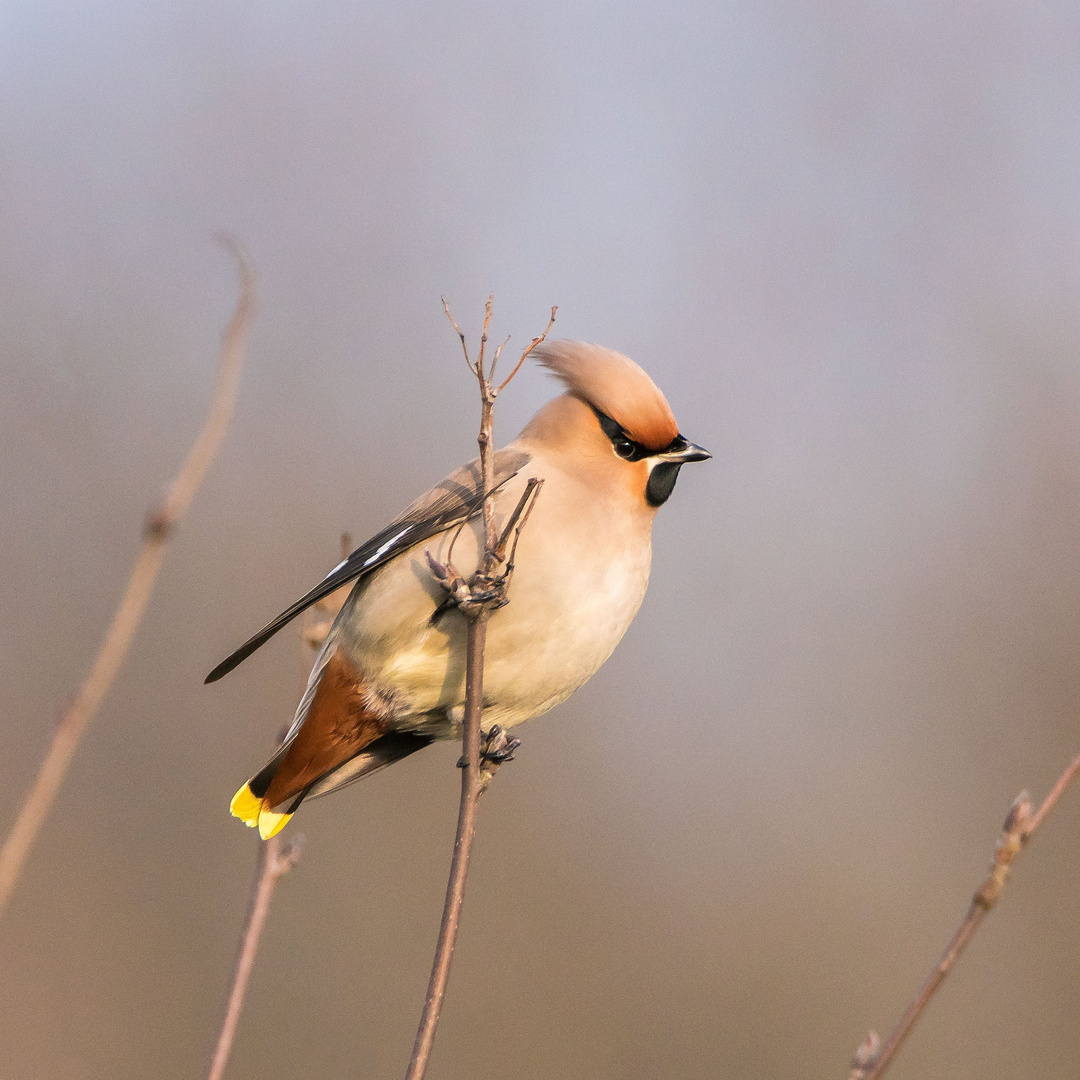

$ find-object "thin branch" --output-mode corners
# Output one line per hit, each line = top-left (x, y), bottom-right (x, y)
(404, 616), (488, 1080)
(205, 833), (302, 1080)
(501, 479), (543, 576)
(849, 750), (1080, 1080)
(493, 477), (544, 564)
(206, 532), (344, 1080)
(441, 297), (475, 375)
(488, 334), (512, 382)
(405, 297), (549, 1080)
(1024, 751), (1080, 834)
(0, 240), (255, 920)
(495, 306), (557, 394)
(476, 294), (493, 381)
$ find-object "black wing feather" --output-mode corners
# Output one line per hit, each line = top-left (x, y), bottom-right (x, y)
(204, 449), (529, 684)
(205, 519), (427, 683)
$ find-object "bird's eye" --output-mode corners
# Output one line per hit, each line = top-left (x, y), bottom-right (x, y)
(594, 408), (643, 460)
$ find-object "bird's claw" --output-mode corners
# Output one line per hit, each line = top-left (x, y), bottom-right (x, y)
(457, 726), (521, 793)
(480, 724), (520, 763)
(425, 550), (510, 618)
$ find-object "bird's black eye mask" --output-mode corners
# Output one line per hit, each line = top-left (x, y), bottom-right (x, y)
(592, 408), (692, 507)
(594, 408), (648, 460)
(592, 408), (690, 461)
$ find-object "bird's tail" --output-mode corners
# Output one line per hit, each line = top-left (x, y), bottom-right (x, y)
(229, 650), (433, 838)
(230, 731), (434, 838)
(230, 781), (294, 840)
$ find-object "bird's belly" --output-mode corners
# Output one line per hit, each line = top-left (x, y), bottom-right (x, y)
(334, 535), (651, 733)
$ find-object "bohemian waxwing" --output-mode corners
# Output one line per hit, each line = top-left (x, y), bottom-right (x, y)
(207, 340), (710, 838)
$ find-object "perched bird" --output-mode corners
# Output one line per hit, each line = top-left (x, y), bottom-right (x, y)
(208, 341), (709, 837)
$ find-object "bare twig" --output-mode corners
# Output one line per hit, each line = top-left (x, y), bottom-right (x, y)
(1023, 752), (1080, 833)
(404, 298), (552, 1080)
(205, 534), (347, 1080)
(0, 239), (255, 920)
(205, 832), (302, 1080)
(488, 334), (512, 382)
(849, 750), (1080, 1080)
(440, 297), (475, 375)
(495, 306), (556, 394)
(493, 477), (544, 568)
(404, 616), (489, 1080)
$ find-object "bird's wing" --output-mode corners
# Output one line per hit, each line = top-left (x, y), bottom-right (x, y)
(205, 447), (530, 683)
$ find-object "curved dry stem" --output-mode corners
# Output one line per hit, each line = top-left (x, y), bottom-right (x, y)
(488, 334), (512, 382)
(0, 243), (254, 920)
(441, 297), (475, 375)
(205, 833), (302, 1080)
(849, 750), (1080, 1080)
(495, 306), (557, 394)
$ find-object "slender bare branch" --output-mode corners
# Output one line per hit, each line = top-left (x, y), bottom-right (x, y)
(206, 532), (347, 1080)
(502, 479), (543, 576)
(0, 241), (255, 920)
(493, 477), (544, 563)
(488, 334), (512, 382)
(405, 297), (549, 1080)
(1024, 751), (1080, 834)
(441, 297), (475, 374)
(496, 306), (557, 394)
(849, 750), (1080, 1080)
(404, 615), (488, 1080)
(476, 294), (493, 381)
(205, 832), (302, 1080)
(478, 384), (498, 556)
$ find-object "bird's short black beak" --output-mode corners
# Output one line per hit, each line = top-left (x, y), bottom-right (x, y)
(657, 438), (711, 464)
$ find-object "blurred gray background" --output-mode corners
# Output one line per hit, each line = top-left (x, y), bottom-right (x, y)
(2, 2), (1080, 1078)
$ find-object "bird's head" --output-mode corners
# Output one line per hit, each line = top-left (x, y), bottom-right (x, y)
(521, 340), (710, 508)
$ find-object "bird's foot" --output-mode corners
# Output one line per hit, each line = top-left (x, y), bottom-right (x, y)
(479, 724), (520, 792)
(480, 724), (521, 764)
(457, 725), (521, 791)
(425, 552), (510, 620)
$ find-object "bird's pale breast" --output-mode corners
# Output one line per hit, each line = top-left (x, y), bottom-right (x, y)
(332, 453), (653, 735)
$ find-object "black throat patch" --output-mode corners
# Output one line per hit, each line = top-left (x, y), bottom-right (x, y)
(646, 461), (683, 507)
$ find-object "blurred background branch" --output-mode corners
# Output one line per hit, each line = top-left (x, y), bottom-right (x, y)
(204, 532), (359, 1080)
(849, 751), (1080, 1080)
(205, 830), (302, 1080)
(0, 241), (254, 920)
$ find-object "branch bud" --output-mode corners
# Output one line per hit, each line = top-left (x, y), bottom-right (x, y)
(848, 1030), (880, 1079)
(976, 790), (1033, 910)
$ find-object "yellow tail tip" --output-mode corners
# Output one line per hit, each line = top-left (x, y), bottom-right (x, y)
(258, 808), (293, 839)
(231, 781), (294, 839)
(230, 783), (263, 828)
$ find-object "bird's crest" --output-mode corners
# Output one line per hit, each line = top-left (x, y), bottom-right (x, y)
(532, 340), (678, 450)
